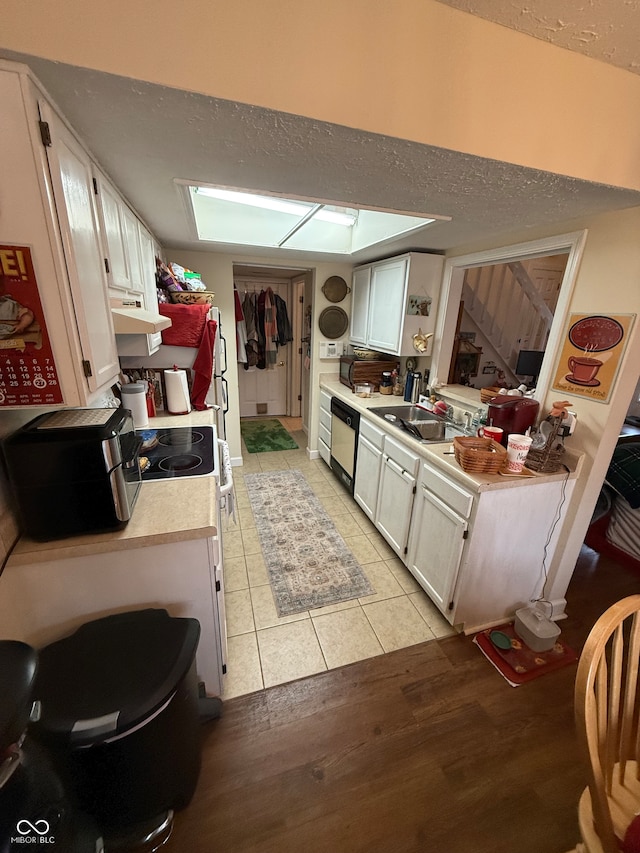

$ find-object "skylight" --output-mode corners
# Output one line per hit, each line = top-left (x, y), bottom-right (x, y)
(183, 184), (441, 255)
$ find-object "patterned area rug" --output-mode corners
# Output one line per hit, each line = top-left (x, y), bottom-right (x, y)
(244, 469), (374, 616)
(240, 418), (299, 453)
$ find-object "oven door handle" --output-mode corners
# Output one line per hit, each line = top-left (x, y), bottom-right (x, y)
(109, 466), (131, 522)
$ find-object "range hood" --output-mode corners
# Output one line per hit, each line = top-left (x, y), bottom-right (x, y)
(111, 303), (172, 335)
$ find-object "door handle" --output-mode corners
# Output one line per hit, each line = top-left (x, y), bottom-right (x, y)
(277, 361), (285, 367)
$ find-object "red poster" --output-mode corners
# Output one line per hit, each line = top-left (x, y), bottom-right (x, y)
(0, 245), (63, 406)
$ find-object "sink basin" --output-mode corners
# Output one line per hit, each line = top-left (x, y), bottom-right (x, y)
(368, 405), (467, 443)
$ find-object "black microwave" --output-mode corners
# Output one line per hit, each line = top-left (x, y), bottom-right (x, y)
(2, 408), (142, 541)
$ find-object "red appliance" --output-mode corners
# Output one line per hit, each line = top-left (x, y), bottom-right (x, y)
(487, 396), (540, 446)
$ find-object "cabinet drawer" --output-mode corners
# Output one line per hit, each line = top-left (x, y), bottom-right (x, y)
(320, 390), (332, 414)
(359, 416), (385, 450)
(420, 462), (474, 518)
(319, 422), (331, 448)
(383, 434), (419, 476)
(319, 407), (332, 432)
(318, 437), (331, 465)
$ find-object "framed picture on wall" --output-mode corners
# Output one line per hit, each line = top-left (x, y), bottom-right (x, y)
(551, 313), (636, 404)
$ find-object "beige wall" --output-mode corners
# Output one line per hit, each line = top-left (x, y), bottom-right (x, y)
(2, 0), (640, 190)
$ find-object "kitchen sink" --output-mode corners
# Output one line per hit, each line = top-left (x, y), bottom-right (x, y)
(368, 405), (467, 443)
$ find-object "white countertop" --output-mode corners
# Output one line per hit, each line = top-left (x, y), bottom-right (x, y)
(320, 376), (583, 493)
(9, 407), (220, 566)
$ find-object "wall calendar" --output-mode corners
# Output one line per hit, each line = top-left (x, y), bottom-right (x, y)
(0, 244), (63, 406)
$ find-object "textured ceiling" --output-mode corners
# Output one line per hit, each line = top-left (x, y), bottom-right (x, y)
(435, 0), (640, 75)
(4, 39), (640, 264)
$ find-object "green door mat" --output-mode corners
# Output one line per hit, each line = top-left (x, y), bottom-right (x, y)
(240, 419), (299, 453)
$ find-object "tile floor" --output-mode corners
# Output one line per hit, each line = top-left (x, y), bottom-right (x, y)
(220, 417), (456, 700)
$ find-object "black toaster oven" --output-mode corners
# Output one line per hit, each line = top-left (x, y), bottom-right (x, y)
(2, 408), (142, 541)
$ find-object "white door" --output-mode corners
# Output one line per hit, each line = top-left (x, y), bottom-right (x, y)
(237, 280), (291, 418)
(366, 258), (408, 353)
(375, 453), (416, 559)
(349, 266), (371, 345)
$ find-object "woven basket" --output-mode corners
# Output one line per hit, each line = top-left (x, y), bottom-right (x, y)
(480, 386), (502, 404)
(453, 436), (507, 474)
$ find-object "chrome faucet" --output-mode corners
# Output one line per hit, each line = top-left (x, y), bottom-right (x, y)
(463, 411), (473, 431)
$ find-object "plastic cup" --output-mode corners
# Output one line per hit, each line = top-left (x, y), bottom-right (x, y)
(506, 434), (533, 473)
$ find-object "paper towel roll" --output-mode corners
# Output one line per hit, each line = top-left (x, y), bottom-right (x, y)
(164, 369), (192, 414)
(121, 382), (149, 429)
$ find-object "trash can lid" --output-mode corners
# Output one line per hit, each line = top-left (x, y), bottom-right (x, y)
(33, 609), (200, 746)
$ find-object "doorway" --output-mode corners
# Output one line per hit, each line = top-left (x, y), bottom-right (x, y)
(233, 264), (309, 420)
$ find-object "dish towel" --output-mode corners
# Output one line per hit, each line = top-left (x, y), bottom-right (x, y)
(191, 319), (217, 410)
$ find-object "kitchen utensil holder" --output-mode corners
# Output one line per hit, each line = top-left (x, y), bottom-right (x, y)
(453, 436), (507, 474)
(526, 416), (565, 473)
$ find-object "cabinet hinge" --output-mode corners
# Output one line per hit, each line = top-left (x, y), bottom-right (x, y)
(104, 258), (110, 274)
(299, 295), (304, 303)
(462, 529), (468, 539)
(298, 347), (303, 355)
(215, 580), (221, 592)
(448, 600), (454, 611)
(222, 664), (227, 674)
(38, 120), (52, 147)
(413, 484), (416, 495)
(403, 546), (408, 555)
(92, 177), (98, 195)
(298, 394), (302, 401)
(82, 360), (93, 378)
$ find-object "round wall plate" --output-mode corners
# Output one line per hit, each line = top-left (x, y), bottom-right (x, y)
(318, 306), (348, 339)
(321, 276), (351, 303)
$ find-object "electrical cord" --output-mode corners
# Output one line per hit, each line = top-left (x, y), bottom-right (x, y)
(531, 464), (571, 614)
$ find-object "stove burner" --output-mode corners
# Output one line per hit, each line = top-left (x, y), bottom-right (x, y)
(137, 426), (215, 480)
(157, 429), (206, 447)
(158, 453), (203, 473)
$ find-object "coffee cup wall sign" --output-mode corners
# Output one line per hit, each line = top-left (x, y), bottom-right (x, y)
(551, 313), (636, 404)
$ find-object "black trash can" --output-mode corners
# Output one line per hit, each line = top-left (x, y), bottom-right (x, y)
(31, 609), (202, 836)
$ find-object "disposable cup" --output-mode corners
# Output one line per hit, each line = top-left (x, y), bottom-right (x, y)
(506, 434), (533, 473)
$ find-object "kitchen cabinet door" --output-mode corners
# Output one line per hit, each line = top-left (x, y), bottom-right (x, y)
(94, 170), (130, 292)
(366, 257), (408, 353)
(116, 224), (162, 357)
(406, 483), (468, 618)
(375, 435), (419, 559)
(121, 204), (144, 293)
(354, 433), (383, 520)
(349, 266), (371, 345)
(40, 101), (120, 393)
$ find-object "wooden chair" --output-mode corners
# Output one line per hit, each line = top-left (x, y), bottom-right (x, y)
(575, 595), (640, 852)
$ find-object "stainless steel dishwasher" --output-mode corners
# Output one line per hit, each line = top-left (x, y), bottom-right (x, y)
(330, 397), (360, 494)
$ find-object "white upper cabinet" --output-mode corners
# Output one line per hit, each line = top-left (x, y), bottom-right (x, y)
(349, 252), (444, 356)
(115, 224), (162, 357)
(349, 266), (371, 345)
(40, 102), (120, 394)
(94, 168), (147, 298)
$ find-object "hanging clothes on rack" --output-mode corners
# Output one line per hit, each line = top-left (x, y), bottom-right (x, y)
(242, 290), (259, 368)
(263, 287), (278, 368)
(273, 293), (293, 347)
(234, 287), (247, 364)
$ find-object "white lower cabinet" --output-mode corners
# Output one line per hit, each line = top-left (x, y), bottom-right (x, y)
(0, 538), (227, 697)
(406, 462), (473, 616)
(375, 434), (420, 559)
(318, 389), (333, 467)
(354, 417), (385, 520)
